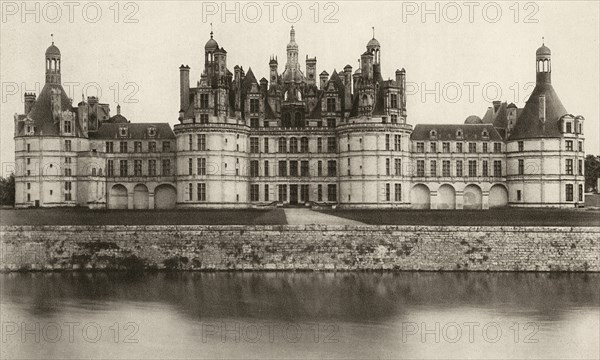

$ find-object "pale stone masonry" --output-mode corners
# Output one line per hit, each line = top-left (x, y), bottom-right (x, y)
(1, 225), (598, 272)
(13, 29), (586, 209)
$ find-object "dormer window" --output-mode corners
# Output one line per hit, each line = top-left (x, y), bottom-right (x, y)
(456, 129), (463, 139)
(119, 126), (128, 137)
(482, 130), (489, 139)
(148, 127), (157, 138)
(429, 130), (437, 139)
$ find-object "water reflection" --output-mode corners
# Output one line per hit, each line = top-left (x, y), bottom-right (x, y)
(2, 272), (598, 359)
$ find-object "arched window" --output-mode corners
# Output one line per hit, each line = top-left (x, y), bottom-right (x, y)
(278, 137), (287, 153)
(92, 168), (96, 176)
(289, 137), (298, 153)
(98, 168), (103, 176)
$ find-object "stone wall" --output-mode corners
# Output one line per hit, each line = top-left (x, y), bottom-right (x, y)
(1, 225), (598, 272)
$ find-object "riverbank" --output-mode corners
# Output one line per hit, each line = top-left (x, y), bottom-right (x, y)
(1, 225), (598, 272)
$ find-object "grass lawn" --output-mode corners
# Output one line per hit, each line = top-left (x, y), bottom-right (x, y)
(0, 208), (287, 226)
(317, 208), (600, 227)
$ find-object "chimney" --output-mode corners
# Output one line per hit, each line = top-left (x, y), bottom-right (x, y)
(306, 56), (317, 86)
(360, 52), (374, 80)
(319, 71), (329, 90)
(24, 93), (36, 113)
(87, 96), (98, 106)
(493, 101), (501, 113)
(179, 65), (190, 113)
(259, 78), (268, 93)
(538, 95), (546, 123)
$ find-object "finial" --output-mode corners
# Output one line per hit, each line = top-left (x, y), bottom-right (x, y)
(51, 33), (54, 45)
(542, 36), (545, 45)
(372, 26), (375, 39)
(210, 23), (213, 38)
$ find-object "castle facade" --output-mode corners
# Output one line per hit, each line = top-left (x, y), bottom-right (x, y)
(13, 28), (586, 209)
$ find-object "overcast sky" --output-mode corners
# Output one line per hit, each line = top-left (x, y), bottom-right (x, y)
(1, 1), (598, 175)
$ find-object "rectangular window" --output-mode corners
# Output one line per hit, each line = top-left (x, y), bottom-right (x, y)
(106, 142), (114, 153)
(394, 159), (402, 176)
(278, 161), (287, 177)
(301, 161), (309, 177)
(390, 94), (398, 108)
(250, 118), (259, 128)
(394, 135), (401, 151)
(250, 99), (260, 113)
(200, 94), (209, 109)
(65, 181), (72, 191)
(119, 141), (127, 153)
(264, 121), (269, 128)
(317, 185), (323, 201)
(327, 118), (336, 128)
(430, 160), (437, 177)
(197, 134), (206, 151)
(386, 134), (391, 151)
(468, 160), (477, 177)
(198, 158), (206, 175)
(482, 160), (489, 177)
(264, 161), (269, 177)
(318, 161), (323, 177)
(566, 140), (573, 151)
(578, 159), (583, 175)
(264, 184), (269, 201)
(386, 158), (391, 175)
(385, 183), (391, 201)
(517, 190), (522, 201)
(456, 160), (463, 177)
(566, 184), (573, 201)
(250, 184), (259, 202)
(494, 160), (502, 177)
(416, 142), (424, 153)
(417, 160), (425, 177)
(518, 141), (524, 152)
(119, 160), (128, 177)
(188, 183), (193, 201)
(107, 160), (114, 177)
(579, 184), (583, 202)
(250, 137), (259, 153)
(148, 141), (156, 152)
(394, 184), (402, 201)
(327, 184), (337, 202)
(442, 142), (450, 153)
(64, 121), (71, 133)
(518, 159), (524, 175)
(468, 142), (477, 153)
(64, 157), (71, 164)
(301, 185), (309, 202)
(65, 193), (72, 201)
(566, 122), (572, 133)
(456, 143), (463, 153)
(327, 160), (337, 177)
(494, 142), (502, 153)
(289, 161), (298, 177)
(327, 137), (336, 153)
(198, 183), (206, 201)
(162, 141), (171, 152)
(566, 159), (573, 175)
(148, 160), (156, 176)
(391, 114), (398, 124)
(578, 141), (583, 152)
(278, 185), (287, 202)
(300, 138), (309, 153)
(188, 158), (193, 175)
(162, 159), (171, 176)
(279, 138), (287, 153)
(289, 138), (298, 153)
(134, 141), (142, 153)
(430, 142), (437, 153)
(317, 138), (323, 153)
(326, 98), (336, 112)
(250, 160), (259, 177)
(442, 160), (451, 177)
(200, 114), (209, 124)
(264, 138), (269, 153)
(188, 135), (193, 150)
(134, 160), (142, 176)
(65, 140), (72, 152)
(482, 143), (488, 153)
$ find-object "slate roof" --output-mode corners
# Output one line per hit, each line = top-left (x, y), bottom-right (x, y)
(26, 83), (75, 136)
(411, 124), (503, 141)
(508, 83), (567, 140)
(89, 123), (175, 139)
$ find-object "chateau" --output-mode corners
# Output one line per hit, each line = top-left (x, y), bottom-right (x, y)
(13, 28), (586, 209)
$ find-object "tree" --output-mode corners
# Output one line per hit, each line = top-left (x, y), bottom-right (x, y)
(585, 155), (600, 193)
(0, 173), (15, 206)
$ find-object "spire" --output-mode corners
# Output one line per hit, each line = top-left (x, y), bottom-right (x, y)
(210, 23), (213, 39)
(372, 26), (375, 39)
(290, 25), (295, 42)
(117, 104), (121, 115)
(51, 33), (54, 45)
